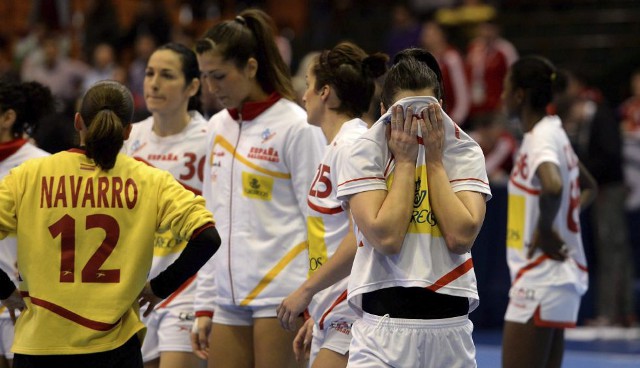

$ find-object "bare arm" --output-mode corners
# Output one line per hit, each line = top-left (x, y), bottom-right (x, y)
(420, 104), (486, 254)
(277, 217), (357, 331)
(528, 162), (566, 260)
(348, 106), (419, 255)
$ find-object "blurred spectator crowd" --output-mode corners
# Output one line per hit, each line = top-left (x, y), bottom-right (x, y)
(1, 0), (639, 329)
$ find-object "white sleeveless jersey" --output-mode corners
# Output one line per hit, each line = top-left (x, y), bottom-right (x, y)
(0, 141), (49, 319)
(122, 111), (209, 307)
(336, 96), (491, 315)
(307, 119), (367, 329)
(506, 115), (588, 293)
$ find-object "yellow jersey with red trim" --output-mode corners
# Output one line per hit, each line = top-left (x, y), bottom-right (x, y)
(506, 115), (588, 292)
(336, 96), (491, 315)
(195, 95), (325, 311)
(307, 119), (366, 330)
(0, 150), (213, 355)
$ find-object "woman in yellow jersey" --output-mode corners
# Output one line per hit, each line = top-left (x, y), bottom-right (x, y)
(501, 56), (596, 368)
(191, 8), (325, 368)
(0, 80), (221, 368)
(0, 80), (54, 368)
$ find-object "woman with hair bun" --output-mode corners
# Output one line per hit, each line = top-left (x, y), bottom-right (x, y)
(0, 80), (221, 368)
(192, 8), (325, 368)
(276, 41), (388, 368)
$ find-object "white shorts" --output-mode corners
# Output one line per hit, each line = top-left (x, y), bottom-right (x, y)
(141, 305), (195, 362)
(212, 303), (277, 326)
(309, 319), (352, 365)
(348, 312), (476, 368)
(0, 318), (14, 359)
(504, 282), (581, 328)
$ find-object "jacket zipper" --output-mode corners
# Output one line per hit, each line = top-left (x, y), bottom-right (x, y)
(228, 113), (242, 304)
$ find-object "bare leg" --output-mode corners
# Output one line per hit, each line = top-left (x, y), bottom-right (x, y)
(208, 323), (253, 368)
(312, 348), (348, 368)
(159, 351), (202, 368)
(143, 358), (159, 368)
(502, 319), (560, 368)
(253, 317), (304, 368)
(545, 328), (565, 368)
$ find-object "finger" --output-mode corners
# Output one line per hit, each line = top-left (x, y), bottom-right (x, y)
(305, 323), (313, 342)
(391, 105), (401, 133)
(198, 328), (209, 352)
(190, 332), (200, 353)
(434, 103), (444, 129)
(527, 244), (536, 259)
(403, 106), (413, 133)
(293, 330), (304, 361)
(194, 350), (208, 360)
(427, 105), (437, 130)
(143, 302), (155, 317)
(411, 113), (420, 140)
(287, 314), (297, 331)
(279, 310), (287, 329)
(9, 309), (16, 325)
(419, 113), (428, 144)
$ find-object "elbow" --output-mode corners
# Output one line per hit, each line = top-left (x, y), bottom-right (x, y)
(373, 233), (406, 256)
(444, 235), (474, 255)
(443, 223), (482, 255)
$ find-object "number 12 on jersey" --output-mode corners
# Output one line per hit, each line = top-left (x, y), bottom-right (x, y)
(49, 214), (121, 283)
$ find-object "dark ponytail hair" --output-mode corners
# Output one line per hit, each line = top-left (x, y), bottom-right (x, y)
(79, 80), (134, 171)
(509, 55), (557, 111)
(381, 48), (442, 108)
(195, 8), (295, 101)
(312, 42), (388, 118)
(0, 79), (54, 138)
(155, 42), (201, 111)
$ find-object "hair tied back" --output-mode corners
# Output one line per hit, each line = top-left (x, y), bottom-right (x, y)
(362, 53), (389, 79)
(235, 16), (246, 25)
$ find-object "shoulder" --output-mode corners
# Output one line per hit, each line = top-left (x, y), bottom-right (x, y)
(336, 119), (368, 145)
(265, 98), (307, 123)
(130, 116), (154, 135)
(532, 116), (562, 137)
(18, 142), (50, 160)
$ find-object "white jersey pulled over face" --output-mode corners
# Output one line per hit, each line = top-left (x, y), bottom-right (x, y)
(336, 96), (491, 315)
(122, 111), (209, 306)
(307, 119), (367, 330)
(0, 140), (49, 320)
(506, 115), (588, 293)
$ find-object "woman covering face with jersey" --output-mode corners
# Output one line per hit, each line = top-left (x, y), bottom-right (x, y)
(501, 56), (596, 368)
(275, 42), (387, 367)
(0, 80), (221, 368)
(335, 48), (491, 367)
(191, 8), (325, 368)
(122, 42), (208, 368)
(0, 79), (53, 368)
